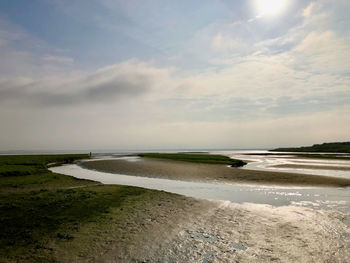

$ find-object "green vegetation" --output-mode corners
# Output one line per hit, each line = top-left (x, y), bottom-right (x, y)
(244, 152), (350, 160)
(138, 153), (247, 167)
(0, 154), (88, 177)
(1, 185), (158, 262)
(271, 142), (350, 153)
(0, 154), (92, 190)
(0, 154), (170, 262)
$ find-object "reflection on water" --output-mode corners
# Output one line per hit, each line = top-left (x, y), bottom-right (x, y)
(50, 163), (350, 213)
(212, 150), (350, 179)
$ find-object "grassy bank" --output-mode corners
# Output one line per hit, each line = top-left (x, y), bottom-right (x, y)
(271, 142), (350, 153)
(0, 154), (94, 191)
(242, 152), (350, 161)
(138, 153), (247, 167)
(0, 154), (196, 262)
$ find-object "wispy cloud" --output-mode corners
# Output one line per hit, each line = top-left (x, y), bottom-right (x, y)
(0, 0), (349, 149)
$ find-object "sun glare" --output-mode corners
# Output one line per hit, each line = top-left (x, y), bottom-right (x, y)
(256, 0), (288, 16)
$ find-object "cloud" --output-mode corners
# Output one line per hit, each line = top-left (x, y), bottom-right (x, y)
(1, 1), (349, 116)
(211, 33), (247, 53)
(0, 0), (349, 150)
(0, 59), (172, 107)
(0, 18), (77, 79)
(292, 31), (350, 74)
(42, 55), (74, 64)
(303, 2), (317, 17)
(155, 1), (350, 126)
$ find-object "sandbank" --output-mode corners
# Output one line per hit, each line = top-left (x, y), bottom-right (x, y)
(81, 158), (350, 187)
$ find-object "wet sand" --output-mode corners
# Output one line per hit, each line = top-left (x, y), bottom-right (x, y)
(49, 161), (350, 262)
(52, 195), (350, 262)
(82, 158), (350, 187)
(141, 201), (350, 263)
(272, 164), (350, 171)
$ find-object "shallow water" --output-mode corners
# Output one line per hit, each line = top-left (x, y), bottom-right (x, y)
(50, 153), (350, 262)
(50, 159), (350, 213)
(212, 150), (350, 178)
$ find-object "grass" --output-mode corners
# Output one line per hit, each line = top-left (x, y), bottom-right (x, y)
(0, 154), (88, 177)
(137, 153), (247, 167)
(0, 185), (152, 262)
(0, 154), (89, 166)
(244, 152), (350, 161)
(0, 154), (93, 191)
(271, 142), (350, 153)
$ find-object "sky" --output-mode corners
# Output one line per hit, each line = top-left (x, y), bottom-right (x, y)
(0, 0), (349, 151)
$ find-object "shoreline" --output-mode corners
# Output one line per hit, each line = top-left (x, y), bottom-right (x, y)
(81, 158), (350, 187)
(272, 163), (350, 171)
(2, 154), (350, 262)
(43, 164), (350, 262)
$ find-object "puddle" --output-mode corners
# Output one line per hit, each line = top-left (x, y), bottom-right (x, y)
(230, 242), (247, 251)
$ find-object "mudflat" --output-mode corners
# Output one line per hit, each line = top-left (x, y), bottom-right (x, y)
(121, 201), (350, 263)
(70, 198), (350, 263)
(82, 158), (350, 187)
(3, 154), (349, 262)
(272, 164), (350, 171)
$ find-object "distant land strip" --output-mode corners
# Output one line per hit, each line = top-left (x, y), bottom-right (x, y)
(271, 142), (350, 153)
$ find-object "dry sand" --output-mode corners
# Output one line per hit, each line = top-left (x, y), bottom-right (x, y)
(81, 158), (350, 187)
